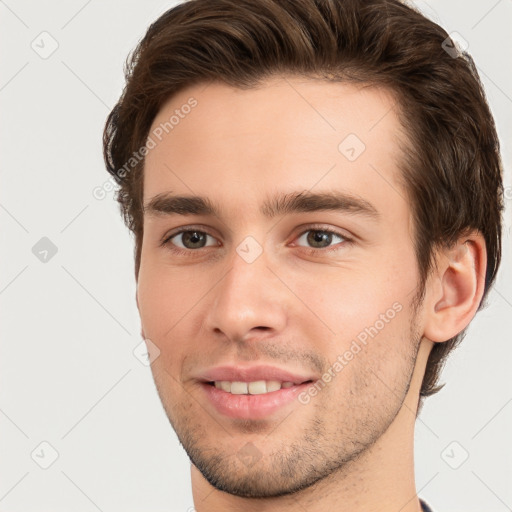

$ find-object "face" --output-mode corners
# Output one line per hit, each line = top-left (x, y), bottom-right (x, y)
(136, 76), (425, 498)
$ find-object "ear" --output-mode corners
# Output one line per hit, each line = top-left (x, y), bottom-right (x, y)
(423, 231), (487, 343)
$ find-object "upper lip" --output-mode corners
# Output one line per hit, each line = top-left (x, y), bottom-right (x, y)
(196, 365), (316, 385)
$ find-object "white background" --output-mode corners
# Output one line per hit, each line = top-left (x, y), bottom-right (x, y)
(0, 1), (511, 511)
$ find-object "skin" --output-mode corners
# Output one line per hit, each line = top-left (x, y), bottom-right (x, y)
(135, 76), (486, 512)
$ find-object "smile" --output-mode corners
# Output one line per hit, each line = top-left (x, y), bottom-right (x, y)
(211, 380), (298, 395)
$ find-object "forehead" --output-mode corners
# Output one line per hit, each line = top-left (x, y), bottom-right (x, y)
(142, 76), (409, 221)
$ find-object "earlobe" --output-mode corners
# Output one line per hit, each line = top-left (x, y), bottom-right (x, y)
(423, 232), (487, 343)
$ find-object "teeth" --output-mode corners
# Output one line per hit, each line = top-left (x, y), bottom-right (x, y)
(212, 380), (297, 395)
(230, 381), (248, 394)
(248, 380), (267, 395)
(266, 380), (282, 392)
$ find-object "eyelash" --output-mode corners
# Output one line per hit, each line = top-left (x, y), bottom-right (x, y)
(160, 225), (353, 256)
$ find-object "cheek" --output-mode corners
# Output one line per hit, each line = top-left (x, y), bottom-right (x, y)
(293, 263), (412, 345)
(319, 303), (417, 417)
(137, 262), (204, 338)
(137, 264), (215, 379)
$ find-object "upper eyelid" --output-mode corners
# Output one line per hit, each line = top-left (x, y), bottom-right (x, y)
(296, 227), (347, 239)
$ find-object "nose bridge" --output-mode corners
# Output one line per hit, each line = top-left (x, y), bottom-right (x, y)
(206, 240), (287, 340)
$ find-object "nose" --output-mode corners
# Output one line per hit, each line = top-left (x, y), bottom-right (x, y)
(204, 245), (288, 343)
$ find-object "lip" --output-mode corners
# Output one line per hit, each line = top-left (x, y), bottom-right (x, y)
(196, 365), (316, 420)
(196, 364), (315, 385)
(201, 381), (313, 420)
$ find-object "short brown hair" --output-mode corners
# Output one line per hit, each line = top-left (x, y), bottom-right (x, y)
(103, 0), (504, 407)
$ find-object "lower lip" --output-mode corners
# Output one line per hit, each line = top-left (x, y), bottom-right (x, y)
(201, 382), (312, 420)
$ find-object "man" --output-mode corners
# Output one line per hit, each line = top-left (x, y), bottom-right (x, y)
(103, 1), (504, 510)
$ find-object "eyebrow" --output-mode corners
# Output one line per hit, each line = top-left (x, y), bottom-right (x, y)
(143, 190), (379, 220)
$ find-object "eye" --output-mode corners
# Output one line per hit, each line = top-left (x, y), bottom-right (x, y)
(163, 229), (218, 250)
(160, 226), (352, 256)
(295, 228), (349, 251)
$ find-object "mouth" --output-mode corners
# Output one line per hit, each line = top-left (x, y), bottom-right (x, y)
(195, 365), (317, 419)
(200, 378), (315, 420)
(205, 379), (314, 395)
